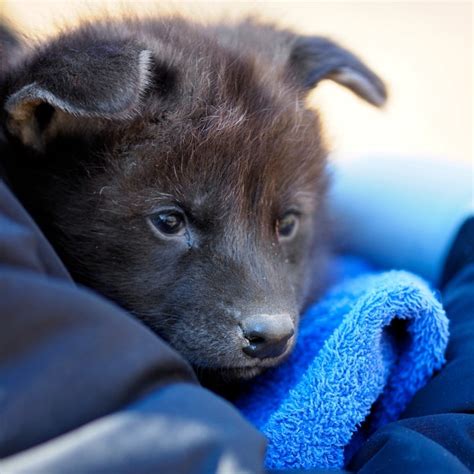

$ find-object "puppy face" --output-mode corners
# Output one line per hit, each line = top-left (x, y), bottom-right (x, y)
(0, 18), (386, 382)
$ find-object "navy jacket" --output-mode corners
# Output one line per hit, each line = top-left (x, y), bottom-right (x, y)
(0, 179), (473, 473)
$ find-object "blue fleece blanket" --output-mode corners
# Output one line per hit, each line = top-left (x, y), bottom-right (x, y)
(235, 257), (449, 470)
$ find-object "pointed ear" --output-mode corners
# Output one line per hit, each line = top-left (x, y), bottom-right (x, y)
(288, 36), (387, 107)
(4, 38), (152, 150)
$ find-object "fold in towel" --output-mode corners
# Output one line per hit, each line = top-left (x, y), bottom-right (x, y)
(235, 257), (449, 470)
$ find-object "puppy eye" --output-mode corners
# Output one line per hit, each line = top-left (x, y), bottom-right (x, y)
(149, 210), (186, 237)
(276, 212), (299, 241)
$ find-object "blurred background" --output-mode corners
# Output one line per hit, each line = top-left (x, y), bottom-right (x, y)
(1, 1), (472, 164)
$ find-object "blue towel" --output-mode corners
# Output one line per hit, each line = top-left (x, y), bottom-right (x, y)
(235, 257), (449, 470)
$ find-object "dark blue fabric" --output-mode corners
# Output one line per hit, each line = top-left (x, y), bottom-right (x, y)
(349, 257), (474, 474)
(237, 258), (449, 470)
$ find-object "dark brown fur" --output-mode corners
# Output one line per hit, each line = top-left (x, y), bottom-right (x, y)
(0, 16), (386, 384)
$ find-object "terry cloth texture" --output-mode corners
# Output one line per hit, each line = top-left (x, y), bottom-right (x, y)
(236, 257), (450, 470)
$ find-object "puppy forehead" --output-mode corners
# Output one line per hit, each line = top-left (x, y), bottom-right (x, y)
(110, 129), (322, 219)
(108, 85), (325, 212)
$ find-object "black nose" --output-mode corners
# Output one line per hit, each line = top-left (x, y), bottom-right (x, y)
(241, 314), (294, 359)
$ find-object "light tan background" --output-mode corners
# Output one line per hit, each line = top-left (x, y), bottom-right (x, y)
(2, 1), (472, 164)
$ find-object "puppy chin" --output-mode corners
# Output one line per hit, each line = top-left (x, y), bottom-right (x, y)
(222, 365), (266, 380)
(195, 350), (294, 399)
(195, 364), (264, 385)
(195, 365), (264, 399)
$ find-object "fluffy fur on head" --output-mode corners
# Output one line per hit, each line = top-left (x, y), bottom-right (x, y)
(0, 15), (386, 384)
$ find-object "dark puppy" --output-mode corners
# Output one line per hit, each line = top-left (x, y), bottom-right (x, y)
(0, 17), (386, 383)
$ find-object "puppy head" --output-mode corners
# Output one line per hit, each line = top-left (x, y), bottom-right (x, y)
(1, 19), (386, 381)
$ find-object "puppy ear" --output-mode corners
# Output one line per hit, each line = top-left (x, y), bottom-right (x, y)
(4, 38), (152, 150)
(289, 36), (387, 107)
